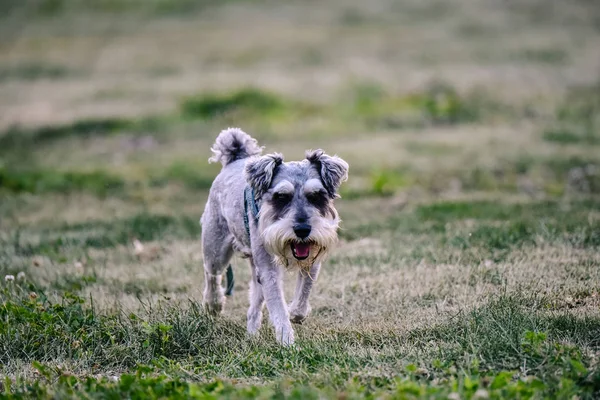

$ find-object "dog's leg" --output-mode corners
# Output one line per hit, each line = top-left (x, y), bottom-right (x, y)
(247, 257), (265, 335)
(201, 215), (234, 316)
(289, 262), (321, 324)
(253, 249), (294, 345)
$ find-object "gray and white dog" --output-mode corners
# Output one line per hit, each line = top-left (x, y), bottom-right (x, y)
(200, 128), (348, 345)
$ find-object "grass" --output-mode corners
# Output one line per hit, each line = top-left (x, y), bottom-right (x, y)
(150, 161), (219, 190)
(0, 166), (125, 196)
(543, 83), (600, 146)
(0, 62), (75, 82)
(513, 48), (568, 64)
(27, 0), (245, 16)
(1, 287), (599, 398)
(180, 89), (288, 120)
(338, 81), (509, 130)
(0, 117), (170, 155)
(543, 130), (599, 145)
(340, 199), (600, 263)
(1, 0), (600, 398)
(4, 213), (200, 258)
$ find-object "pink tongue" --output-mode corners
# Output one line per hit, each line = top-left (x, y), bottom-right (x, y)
(294, 243), (310, 258)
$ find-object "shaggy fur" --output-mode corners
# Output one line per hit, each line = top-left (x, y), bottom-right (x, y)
(200, 128), (348, 345)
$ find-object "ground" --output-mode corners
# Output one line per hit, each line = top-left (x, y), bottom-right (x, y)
(1, 0), (600, 398)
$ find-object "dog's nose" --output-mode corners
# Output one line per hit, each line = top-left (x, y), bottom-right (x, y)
(293, 223), (311, 239)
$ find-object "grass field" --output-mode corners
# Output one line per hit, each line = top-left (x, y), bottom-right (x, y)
(1, 0), (600, 398)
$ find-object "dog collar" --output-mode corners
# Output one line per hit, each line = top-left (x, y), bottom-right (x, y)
(226, 186), (260, 297)
(243, 185), (260, 241)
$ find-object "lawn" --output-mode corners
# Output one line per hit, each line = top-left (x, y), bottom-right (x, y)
(1, 0), (599, 398)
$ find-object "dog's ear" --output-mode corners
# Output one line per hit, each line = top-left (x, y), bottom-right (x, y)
(245, 153), (284, 199)
(306, 149), (349, 198)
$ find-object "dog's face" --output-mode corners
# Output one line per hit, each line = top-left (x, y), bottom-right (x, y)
(245, 150), (348, 269)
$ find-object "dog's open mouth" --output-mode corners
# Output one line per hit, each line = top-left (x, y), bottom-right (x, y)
(291, 242), (311, 260)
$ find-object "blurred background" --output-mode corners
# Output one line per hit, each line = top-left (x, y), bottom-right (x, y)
(1, 0), (599, 203)
(0, 0), (599, 307)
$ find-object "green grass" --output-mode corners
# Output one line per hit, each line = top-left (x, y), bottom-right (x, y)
(1, 287), (598, 398)
(180, 88), (289, 120)
(4, 213), (200, 258)
(3, 0), (245, 17)
(0, 166), (125, 196)
(0, 62), (75, 82)
(513, 48), (568, 64)
(340, 199), (600, 264)
(543, 83), (600, 146)
(543, 130), (600, 145)
(426, 200), (600, 252)
(338, 81), (508, 130)
(0, 117), (170, 155)
(150, 161), (219, 191)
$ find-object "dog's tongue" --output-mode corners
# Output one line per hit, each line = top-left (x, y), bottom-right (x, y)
(294, 243), (311, 258)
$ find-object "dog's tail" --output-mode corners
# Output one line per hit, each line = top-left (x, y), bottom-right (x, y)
(209, 128), (263, 167)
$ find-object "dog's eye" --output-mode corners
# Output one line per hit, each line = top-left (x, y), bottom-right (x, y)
(306, 191), (327, 207)
(272, 192), (292, 206)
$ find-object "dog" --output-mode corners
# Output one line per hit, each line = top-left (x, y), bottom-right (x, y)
(200, 128), (348, 345)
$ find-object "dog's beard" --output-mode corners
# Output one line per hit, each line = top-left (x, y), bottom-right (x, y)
(259, 213), (339, 270)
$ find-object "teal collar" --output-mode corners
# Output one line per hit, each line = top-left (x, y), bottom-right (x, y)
(225, 186), (260, 297)
(243, 186), (260, 241)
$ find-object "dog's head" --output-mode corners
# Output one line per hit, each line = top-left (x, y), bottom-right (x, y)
(245, 149), (348, 269)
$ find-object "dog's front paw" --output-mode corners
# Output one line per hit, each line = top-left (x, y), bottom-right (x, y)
(203, 290), (225, 316)
(275, 324), (295, 346)
(289, 303), (311, 324)
(247, 309), (263, 335)
(290, 313), (307, 324)
(204, 300), (224, 316)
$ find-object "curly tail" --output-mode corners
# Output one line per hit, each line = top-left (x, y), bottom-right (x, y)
(208, 127), (263, 167)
